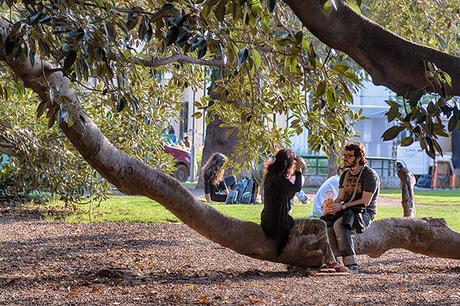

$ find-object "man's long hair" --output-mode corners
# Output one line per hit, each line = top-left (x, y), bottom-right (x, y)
(344, 142), (367, 165)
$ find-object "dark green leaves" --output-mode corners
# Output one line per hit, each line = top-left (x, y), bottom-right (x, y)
(4, 34), (18, 56)
(215, 0), (227, 21)
(36, 101), (47, 119)
(384, 99), (401, 122)
(125, 12), (139, 31)
(28, 12), (51, 26)
(63, 50), (77, 74)
(315, 80), (327, 98)
(165, 26), (179, 46)
(117, 97), (126, 112)
(400, 136), (414, 147)
(382, 125), (404, 141)
(138, 16), (153, 42)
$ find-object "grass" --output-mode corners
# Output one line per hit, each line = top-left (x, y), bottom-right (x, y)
(42, 191), (460, 232)
(379, 188), (460, 206)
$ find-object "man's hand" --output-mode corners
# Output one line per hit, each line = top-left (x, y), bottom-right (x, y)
(327, 202), (343, 214)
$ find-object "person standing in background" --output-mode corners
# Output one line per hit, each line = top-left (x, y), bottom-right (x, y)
(397, 163), (416, 217)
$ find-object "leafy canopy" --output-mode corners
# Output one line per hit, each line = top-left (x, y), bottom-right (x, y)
(0, 0), (458, 197)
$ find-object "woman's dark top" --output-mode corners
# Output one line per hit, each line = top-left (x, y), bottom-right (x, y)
(204, 175), (236, 202)
(261, 171), (302, 255)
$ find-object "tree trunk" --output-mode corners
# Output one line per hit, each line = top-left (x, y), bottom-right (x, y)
(197, 118), (239, 187)
(197, 67), (239, 188)
(327, 147), (338, 177)
(1, 21), (459, 268)
(283, 0), (460, 98)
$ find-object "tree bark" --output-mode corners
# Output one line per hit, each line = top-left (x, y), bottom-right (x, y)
(197, 117), (239, 187)
(1, 21), (459, 268)
(327, 147), (338, 177)
(197, 67), (239, 188)
(355, 218), (460, 259)
(283, 0), (460, 98)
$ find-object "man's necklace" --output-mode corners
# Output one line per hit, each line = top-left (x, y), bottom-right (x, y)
(349, 165), (364, 175)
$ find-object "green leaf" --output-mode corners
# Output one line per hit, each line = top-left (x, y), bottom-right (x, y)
(125, 12), (139, 31)
(104, 22), (116, 39)
(252, 49), (261, 68)
(289, 56), (298, 73)
(315, 80), (327, 97)
(36, 101), (47, 119)
(302, 38), (311, 51)
(326, 87), (336, 106)
(382, 125), (404, 141)
(385, 99), (399, 108)
(29, 49), (35, 68)
(197, 43), (207, 59)
(385, 106), (400, 122)
(427, 101), (437, 115)
(192, 112), (203, 119)
(332, 64), (348, 74)
(321, 0), (333, 16)
(347, 1), (361, 14)
(400, 136), (414, 147)
(344, 70), (359, 83)
(165, 26), (179, 46)
(408, 89), (424, 107)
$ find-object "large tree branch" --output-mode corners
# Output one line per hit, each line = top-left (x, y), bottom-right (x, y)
(355, 218), (460, 258)
(284, 0), (460, 97)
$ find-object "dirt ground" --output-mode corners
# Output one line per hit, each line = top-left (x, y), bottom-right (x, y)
(1, 204), (460, 306)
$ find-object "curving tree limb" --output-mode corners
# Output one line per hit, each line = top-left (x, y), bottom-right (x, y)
(283, 0), (460, 97)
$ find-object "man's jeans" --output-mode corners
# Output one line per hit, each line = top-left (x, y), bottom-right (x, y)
(329, 211), (372, 265)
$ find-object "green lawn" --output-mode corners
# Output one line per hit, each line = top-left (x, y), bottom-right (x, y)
(379, 188), (460, 206)
(43, 192), (460, 232)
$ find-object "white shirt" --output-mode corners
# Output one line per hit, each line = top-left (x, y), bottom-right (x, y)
(311, 175), (340, 217)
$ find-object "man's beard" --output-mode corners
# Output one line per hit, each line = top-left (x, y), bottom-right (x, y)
(346, 159), (358, 168)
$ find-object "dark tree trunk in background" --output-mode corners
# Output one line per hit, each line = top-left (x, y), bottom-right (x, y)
(327, 147), (338, 177)
(197, 68), (239, 188)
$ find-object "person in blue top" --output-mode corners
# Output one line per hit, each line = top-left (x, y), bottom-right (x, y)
(311, 167), (344, 218)
(260, 149), (347, 272)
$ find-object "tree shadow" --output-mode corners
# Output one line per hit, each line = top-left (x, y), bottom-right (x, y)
(0, 232), (179, 269)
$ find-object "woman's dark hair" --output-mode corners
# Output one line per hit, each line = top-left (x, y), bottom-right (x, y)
(265, 149), (296, 181)
(202, 152), (227, 185)
(344, 141), (367, 165)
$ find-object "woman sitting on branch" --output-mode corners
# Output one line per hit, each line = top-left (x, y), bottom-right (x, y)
(261, 149), (348, 272)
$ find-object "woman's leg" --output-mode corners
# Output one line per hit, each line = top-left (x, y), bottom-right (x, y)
(291, 219), (335, 263)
